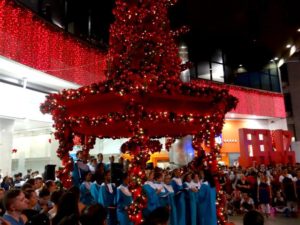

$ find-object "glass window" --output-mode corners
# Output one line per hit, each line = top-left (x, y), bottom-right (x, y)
(211, 63), (224, 83)
(197, 62), (211, 80)
(261, 74), (270, 90)
(271, 76), (280, 92)
(211, 50), (223, 63)
(249, 72), (261, 89)
(248, 145), (253, 157)
(260, 145), (265, 152)
(247, 134), (252, 140)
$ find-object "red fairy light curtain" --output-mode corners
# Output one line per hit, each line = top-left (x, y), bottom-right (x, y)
(0, 0), (107, 85)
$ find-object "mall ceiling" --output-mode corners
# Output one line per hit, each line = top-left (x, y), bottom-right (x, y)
(19, 0), (300, 70)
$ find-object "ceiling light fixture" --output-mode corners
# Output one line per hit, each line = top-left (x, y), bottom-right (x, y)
(274, 57), (279, 61)
(286, 44), (292, 48)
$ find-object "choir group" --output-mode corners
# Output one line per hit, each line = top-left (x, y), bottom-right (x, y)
(79, 168), (217, 225)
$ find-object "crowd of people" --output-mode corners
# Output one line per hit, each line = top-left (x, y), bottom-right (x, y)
(0, 150), (299, 225)
(0, 151), (218, 225)
(221, 163), (300, 218)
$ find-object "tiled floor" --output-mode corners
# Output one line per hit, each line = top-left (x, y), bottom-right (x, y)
(229, 215), (300, 225)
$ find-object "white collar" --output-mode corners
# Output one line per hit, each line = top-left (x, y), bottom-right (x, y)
(154, 182), (166, 193)
(191, 181), (201, 189)
(83, 181), (91, 189)
(172, 177), (182, 186)
(145, 181), (157, 189)
(102, 183), (114, 193)
(163, 184), (174, 193)
(119, 184), (132, 196)
(184, 181), (193, 189)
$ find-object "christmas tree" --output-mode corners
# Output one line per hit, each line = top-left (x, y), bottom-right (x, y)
(108, 0), (182, 89)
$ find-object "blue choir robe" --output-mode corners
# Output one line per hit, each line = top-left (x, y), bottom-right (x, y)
(72, 160), (90, 187)
(80, 181), (96, 206)
(99, 183), (117, 225)
(142, 181), (160, 217)
(163, 184), (177, 225)
(154, 182), (169, 208)
(90, 181), (101, 203)
(72, 161), (81, 187)
(171, 178), (185, 225)
(117, 184), (133, 225)
(191, 181), (201, 225)
(183, 182), (197, 225)
(197, 182), (217, 225)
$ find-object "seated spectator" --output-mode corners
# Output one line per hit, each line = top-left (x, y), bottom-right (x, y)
(0, 188), (5, 216)
(45, 180), (57, 194)
(273, 190), (290, 217)
(1, 176), (13, 191)
(34, 175), (44, 196)
(34, 188), (51, 213)
(52, 192), (80, 225)
(240, 193), (254, 213)
(142, 207), (169, 225)
(14, 173), (24, 188)
(2, 189), (29, 225)
(48, 190), (64, 219)
(231, 188), (241, 214)
(23, 189), (50, 225)
(21, 183), (34, 192)
(237, 175), (251, 194)
(243, 210), (264, 225)
(80, 204), (107, 225)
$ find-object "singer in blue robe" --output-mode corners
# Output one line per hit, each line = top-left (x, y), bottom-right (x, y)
(163, 174), (177, 225)
(79, 172), (96, 206)
(117, 173), (133, 225)
(153, 172), (168, 208)
(198, 170), (217, 225)
(143, 181), (160, 217)
(183, 181), (197, 225)
(171, 169), (185, 225)
(90, 181), (101, 203)
(99, 171), (117, 225)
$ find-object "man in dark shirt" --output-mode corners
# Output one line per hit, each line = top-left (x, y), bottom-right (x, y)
(236, 174), (251, 194)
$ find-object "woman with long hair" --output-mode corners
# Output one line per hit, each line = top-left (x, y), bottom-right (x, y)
(52, 192), (80, 225)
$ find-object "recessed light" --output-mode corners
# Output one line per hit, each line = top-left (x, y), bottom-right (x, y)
(286, 44), (292, 48)
(274, 57), (279, 61)
(239, 64), (243, 67)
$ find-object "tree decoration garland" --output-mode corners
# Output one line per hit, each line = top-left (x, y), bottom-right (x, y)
(41, 0), (238, 224)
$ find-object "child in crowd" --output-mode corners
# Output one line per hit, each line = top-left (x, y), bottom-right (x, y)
(240, 192), (254, 213)
(273, 190), (290, 217)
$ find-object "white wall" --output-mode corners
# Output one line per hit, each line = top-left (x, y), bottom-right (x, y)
(0, 82), (51, 122)
(0, 118), (14, 176)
